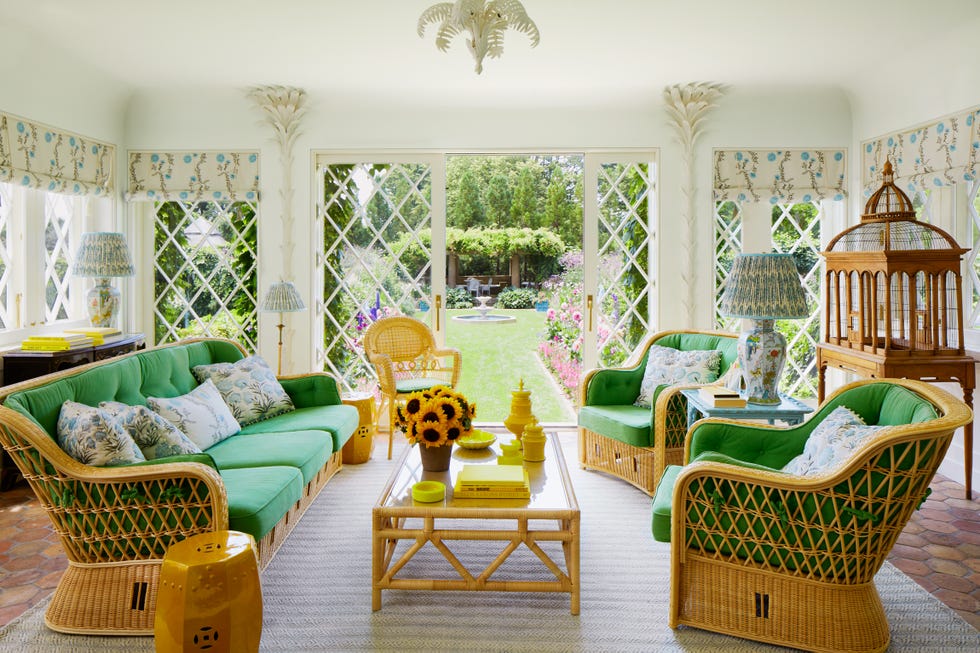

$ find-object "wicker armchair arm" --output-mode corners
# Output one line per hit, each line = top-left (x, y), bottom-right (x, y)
(278, 371), (344, 407)
(368, 353), (398, 397)
(429, 347), (462, 387)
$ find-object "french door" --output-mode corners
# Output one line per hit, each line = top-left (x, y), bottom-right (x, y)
(313, 151), (657, 395)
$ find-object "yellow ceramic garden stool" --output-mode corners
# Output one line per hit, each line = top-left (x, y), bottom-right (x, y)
(341, 391), (377, 464)
(154, 530), (262, 653)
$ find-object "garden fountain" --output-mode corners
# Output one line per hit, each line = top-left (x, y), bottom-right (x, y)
(452, 295), (516, 324)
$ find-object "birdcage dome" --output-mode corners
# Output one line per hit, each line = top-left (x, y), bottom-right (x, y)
(827, 219), (960, 252)
(862, 159), (915, 222)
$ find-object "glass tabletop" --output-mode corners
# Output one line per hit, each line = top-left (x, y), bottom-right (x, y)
(376, 434), (577, 513)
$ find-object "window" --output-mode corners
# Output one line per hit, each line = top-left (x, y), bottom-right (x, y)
(0, 182), (89, 340)
(152, 200), (258, 349)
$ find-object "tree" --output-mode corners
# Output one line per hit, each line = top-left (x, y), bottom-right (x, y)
(450, 170), (485, 228)
(484, 173), (512, 224)
(510, 165), (541, 227)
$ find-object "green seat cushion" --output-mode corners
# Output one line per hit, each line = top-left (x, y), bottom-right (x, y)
(220, 466), (303, 541)
(238, 405), (358, 451)
(578, 404), (652, 447)
(395, 377), (450, 393)
(206, 430), (333, 485)
(651, 464), (682, 542)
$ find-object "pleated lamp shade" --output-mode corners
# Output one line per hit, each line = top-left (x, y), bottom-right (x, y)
(261, 281), (306, 313)
(71, 232), (135, 278)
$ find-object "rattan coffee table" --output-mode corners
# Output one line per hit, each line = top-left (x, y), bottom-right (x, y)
(372, 434), (580, 614)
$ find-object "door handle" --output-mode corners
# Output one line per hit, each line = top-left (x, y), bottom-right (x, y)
(435, 294), (442, 331)
(587, 294), (594, 331)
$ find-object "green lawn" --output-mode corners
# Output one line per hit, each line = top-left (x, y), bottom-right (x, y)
(444, 308), (575, 424)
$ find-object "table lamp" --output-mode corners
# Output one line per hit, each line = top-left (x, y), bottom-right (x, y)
(718, 253), (808, 405)
(260, 281), (306, 375)
(71, 232), (135, 328)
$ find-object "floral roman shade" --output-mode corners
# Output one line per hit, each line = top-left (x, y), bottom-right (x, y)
(861, 106), (980, 195)
(0, 111), (115, 196)
(126, 151), (260, 202)
(713, 149), (847, 204)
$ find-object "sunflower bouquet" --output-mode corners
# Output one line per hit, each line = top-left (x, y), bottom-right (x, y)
(395, 385), (476, 448)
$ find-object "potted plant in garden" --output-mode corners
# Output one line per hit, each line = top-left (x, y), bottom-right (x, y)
(395, 386), (476, 471)
(535, 291), (549, 312)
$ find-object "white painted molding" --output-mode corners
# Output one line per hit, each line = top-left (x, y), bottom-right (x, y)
(662, 82), (725, 323)
(248, 85), (309, 372)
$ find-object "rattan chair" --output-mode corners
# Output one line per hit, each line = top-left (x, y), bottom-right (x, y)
(577, 330), (738, 495)
(654, 378), (972, 653)
(363, 316), (461, 458)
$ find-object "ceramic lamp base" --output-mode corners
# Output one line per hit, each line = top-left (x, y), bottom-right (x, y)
(86, 279), (120, 328)
(738, 318), (786, 405)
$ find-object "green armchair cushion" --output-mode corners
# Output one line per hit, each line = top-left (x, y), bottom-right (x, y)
(207, 430), (334, 485)
(578, 404), (654, 447)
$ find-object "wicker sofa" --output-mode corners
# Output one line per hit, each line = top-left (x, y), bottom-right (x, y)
(0, 338), (358, 635)
(651, 378), (972, 652)
(577, 330), (738, 495)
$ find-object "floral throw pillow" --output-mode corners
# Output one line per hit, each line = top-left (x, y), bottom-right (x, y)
(100, 401), (202, 459)
(634, 345), (722, 408)
(146, 379), (241, 450)
(56, 401), (145, 466)
(192, 355), (294, 426)
(781, 406), (885, 476)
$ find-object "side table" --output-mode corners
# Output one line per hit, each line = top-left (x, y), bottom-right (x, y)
(680, 389), (814, 430)
(341, 392), (377, 464)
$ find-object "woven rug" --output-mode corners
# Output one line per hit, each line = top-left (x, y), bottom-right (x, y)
(1, 434), (977, 652)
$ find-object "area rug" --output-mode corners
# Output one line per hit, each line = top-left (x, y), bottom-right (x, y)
(1, 434), (977, 652)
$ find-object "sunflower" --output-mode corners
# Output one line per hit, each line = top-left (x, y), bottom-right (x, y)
(417, 418), (449, 447)
(394, 386), (476, 448)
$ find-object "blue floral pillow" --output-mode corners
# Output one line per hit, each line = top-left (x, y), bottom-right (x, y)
(781, 406), (886, 476)
(634, 345), (722, 408)
(146, 379), (240, 450)
(100, 401), (202, 459)
(192, 355), (294, 426)
(57, 401), (145, 466)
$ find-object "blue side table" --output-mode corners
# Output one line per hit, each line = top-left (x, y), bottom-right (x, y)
(680, 388), (814, 430)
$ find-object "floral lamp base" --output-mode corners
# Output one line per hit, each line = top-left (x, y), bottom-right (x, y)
(738, 318), (786, 405)
(86, 279), (120, 328)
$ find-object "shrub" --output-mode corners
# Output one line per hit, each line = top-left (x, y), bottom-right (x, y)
(446, 287), (474, 309)
(496, 287), (536, 309)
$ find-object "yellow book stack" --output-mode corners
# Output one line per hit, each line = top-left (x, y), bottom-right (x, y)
(453, 464), (530, 499)
(64, 327), (123, 346)
(21, 333), (95, 351)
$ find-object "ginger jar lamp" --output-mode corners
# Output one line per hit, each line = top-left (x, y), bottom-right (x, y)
(260, 281), (306, 375)
(71, 232), (135, 328)
(718, 253), (808, 405)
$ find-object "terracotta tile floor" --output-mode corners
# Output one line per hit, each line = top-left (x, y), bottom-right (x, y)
(1, 464), (977, 631)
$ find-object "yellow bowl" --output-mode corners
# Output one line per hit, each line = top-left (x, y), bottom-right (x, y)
(412, 480), (446, 503)
(456, 430), (497, 450)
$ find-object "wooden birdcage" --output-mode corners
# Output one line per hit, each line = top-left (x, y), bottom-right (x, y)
(817, 159), (976, 500)
(822, 160), (968, 356)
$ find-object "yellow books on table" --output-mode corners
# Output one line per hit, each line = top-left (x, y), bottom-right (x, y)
(20, 335), (95, 351)
(697, 385), (747, 408)
(453, 464), (530, 499)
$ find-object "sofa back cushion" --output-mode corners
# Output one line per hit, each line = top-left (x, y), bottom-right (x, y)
(3, 339), (247, 440)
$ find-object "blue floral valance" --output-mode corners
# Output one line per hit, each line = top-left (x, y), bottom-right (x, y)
(713, 149), (847, 204)
(126, 151), (260, 202)
(0, 111), (115, 197)
(862, 106), (980, 195)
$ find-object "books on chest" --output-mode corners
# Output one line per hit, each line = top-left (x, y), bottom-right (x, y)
(698, 385), (747, 408)
(453, 464), (530, 499)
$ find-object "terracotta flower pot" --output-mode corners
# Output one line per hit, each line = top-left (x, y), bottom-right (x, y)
(418, 443), (453, 472)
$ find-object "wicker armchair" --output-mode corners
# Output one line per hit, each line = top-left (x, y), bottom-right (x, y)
(363, 316), (462, 458)
(577, 330), (738, 495)
(652, 379), (972, 652)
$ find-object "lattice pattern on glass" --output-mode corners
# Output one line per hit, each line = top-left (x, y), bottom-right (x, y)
(0, 184), (10, 329)
(713, 201), (742, 331)
(968, 182), (980, 328)
(153, 200), (258, 349)
(43, 193), (74, 322)
(317, 163), (432, 392)
(910, 188), (933, 223)
(772, 201), (821, 398)
(594, 161), (654, 368)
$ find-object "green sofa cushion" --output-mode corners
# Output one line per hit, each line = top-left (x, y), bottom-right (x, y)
(238, 405), (358, 451)
(651, 464), (682, 542)
(578, 404), (652, 447)
(220, 465), (303, 541)
(395, 377), (448, 393)
(206, 430), (334, 485)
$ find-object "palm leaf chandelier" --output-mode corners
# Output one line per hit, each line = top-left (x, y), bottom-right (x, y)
(418, 0), (540, 74)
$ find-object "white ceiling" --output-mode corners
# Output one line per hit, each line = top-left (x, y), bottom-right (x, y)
(8, 0), (980, 108)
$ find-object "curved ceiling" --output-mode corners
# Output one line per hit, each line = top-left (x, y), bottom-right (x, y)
(7, 0), (979, 108)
